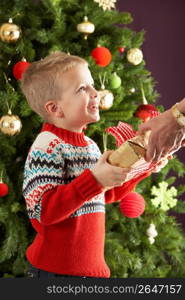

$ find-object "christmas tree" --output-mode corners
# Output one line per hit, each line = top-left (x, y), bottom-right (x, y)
(0, 0), (185, 278)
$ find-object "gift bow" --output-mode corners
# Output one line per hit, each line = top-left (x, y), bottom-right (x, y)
(106, 122), (157, 177)
(106, 121), (136, 147)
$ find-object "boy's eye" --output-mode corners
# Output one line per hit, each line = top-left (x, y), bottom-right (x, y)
(78, 86), (86, 92)
(77, 83), (95, 93)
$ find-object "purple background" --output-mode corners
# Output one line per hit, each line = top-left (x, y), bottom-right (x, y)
(118, 0), (185, 109)
(117, 0), (185, 228)
(118, 0), (185, 161)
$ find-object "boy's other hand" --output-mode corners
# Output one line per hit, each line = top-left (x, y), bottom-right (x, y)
(91, 151), (130, 189)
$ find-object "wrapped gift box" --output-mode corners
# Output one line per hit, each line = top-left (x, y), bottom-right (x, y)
(107, 128), (155, 181)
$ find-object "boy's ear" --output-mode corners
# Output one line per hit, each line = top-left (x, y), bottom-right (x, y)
(45, 100), (64, 117)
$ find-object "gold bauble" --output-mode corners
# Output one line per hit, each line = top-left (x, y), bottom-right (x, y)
(77, 16), (95, 40)
(127, 48), (143, 65)
(0, 112), (22, 136)
(99, 89), (114, 110)
(0, 18), (21, 43)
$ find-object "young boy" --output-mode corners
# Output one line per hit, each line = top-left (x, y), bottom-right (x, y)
(21, 52), (151, 278)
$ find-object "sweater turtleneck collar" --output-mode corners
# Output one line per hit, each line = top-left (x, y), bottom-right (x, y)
(41, 123), (88, 146)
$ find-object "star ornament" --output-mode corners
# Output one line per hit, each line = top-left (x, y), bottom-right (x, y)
(94, 0), (117, 11)
(151, 181), (177, 211)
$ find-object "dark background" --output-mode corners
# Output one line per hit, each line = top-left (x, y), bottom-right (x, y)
(118, 0), (185, 161)
(118, 0), (185, 108)
(118, 0), (185, 227)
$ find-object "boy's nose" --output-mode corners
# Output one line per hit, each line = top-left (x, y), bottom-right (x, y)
(90, 88), (99, 99)
(90, 93), (98, 99)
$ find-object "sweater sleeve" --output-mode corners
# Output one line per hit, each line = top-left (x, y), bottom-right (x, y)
(105, 172), (150, 204)
(23, 148), (103, 226)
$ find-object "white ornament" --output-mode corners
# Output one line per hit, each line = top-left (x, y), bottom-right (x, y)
(146, 223), (158, 244)
(77, 16), (95, 40)
(129, 87), (135, 93)
(148, 237), (155, 244)
(151, 181), (177, 211)
(127, 48), (143, 65)
(94, 0), (117, 11)
(99, 89), (114, 110)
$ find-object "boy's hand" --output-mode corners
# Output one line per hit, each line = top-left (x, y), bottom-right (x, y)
(91, 151), (130, 188)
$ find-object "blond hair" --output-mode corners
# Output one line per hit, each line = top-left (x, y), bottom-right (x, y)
(21, 51), (87, 120)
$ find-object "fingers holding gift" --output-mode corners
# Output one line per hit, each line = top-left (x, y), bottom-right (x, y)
(152, 156), (170, 173)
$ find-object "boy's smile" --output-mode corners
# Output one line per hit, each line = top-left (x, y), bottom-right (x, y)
(88, 102), (99, 113)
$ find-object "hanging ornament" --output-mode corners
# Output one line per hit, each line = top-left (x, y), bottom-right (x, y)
(118, 47), (125, 54)
(91, 46), (112, 67)
(151, 181), (177, 212)
(129, 87), (135, 94)
(0, 183), (8, 197)
(134, 83), (159, 122)
(0, 171), (8, 197)
(119, 192), (145, 218)
(109, 72), (121, 89)
(0, 109), (22, 136)
(127, 48), (143, 65)
(134, 104), (159, 122)
(94, 0), (117, 11)
(98, 74), (114, 110)
(13, 58), (30, 80)
(0, 18), (21, 43)
(146, 223), (158, 244)
(99, 90), (114, 110)
(77, 16), (95, 40)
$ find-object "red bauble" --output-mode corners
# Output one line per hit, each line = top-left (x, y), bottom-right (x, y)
(13, 61), (30, 80)
(91, 46), (112, 67)
(0, 183), (9, 197)
(119, 192), (145, 218)
(118, 47), (125, 54)
(134, 104), (159, 122)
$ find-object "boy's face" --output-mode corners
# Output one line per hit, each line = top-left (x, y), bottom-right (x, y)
(56, 64), (100, 132)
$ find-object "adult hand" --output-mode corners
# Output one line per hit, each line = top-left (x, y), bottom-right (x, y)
(137, 109), (185, 162)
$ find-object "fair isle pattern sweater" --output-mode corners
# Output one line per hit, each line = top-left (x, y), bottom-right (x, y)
(23, 123), (149, 278)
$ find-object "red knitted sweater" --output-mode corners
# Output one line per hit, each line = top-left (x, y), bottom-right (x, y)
(23, 123), (149, 278)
